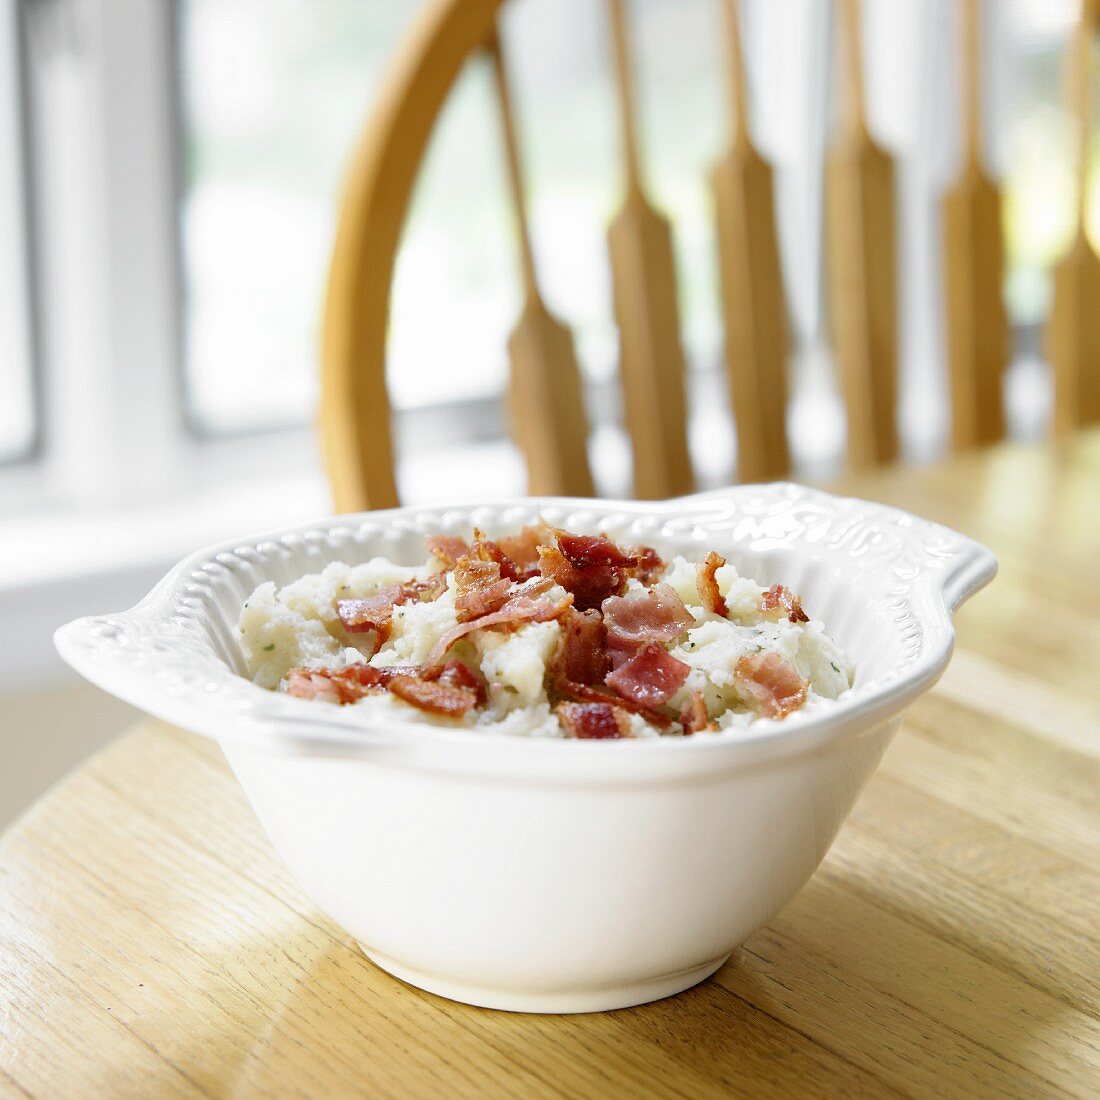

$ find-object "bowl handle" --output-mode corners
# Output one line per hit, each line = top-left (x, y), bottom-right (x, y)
(937, 538), (998, 612)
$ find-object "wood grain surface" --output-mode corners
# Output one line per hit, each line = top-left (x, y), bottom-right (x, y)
(3, 432), (1100, 1098)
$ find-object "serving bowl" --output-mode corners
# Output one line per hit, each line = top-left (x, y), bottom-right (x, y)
(55, 484), (995, 1013)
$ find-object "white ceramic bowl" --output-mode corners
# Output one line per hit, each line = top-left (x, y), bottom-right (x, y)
(56, 485), (995, 1013)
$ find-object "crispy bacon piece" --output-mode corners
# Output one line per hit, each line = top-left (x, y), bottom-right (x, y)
(554, 607), (610, 686)
(453, 557), (513, 622)
(283, 663), (416, 704)
(557, 532), (635, 569)
(403, 573), (449, 603)
(497, 524), (554, 576)
(697, 551), (729, 617)
(470, 527), (524, 581)
(760, 583), (809, 624)
(679, 690), (713, 735)
(601, 583), (694, 665)
(555, 701), (634, 739)
(538, 531), (636, 612)
(537, 544), (583, 592)
(337, 575), (447, 643)
(734, 652), (808, 719)
(428, 577), (572, 664)
(605, 643), (691, 709)
(388, 674), (479, 717)
(549, 676), (673, 727)
(285, 668), (359, 704)
(434, 658), (488, 707)
(336, 584), (405, 641)
(285, 659), (485, 714)
(623, 544), (666, 586)
(426, 534), (470, 569)
(537, 546), (622, 613)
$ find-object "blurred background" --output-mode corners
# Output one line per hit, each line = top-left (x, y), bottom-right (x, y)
(0, 0), (1094, 824)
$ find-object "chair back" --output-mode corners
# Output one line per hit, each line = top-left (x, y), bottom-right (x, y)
(320, 0), (1093, 512)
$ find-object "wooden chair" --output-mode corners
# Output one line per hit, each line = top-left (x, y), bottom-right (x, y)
(941, 0), (1008, 451)
(318, 0), (1089, 514)
(825, 0), (899, 471)
(320, 0), (795, 512)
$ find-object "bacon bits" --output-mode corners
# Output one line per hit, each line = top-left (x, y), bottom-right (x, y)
(697, 551), (729, 617)
(285, 659), (484, 715)
(760, 583), (809, 624)
(271, 523), (841, 737)
(337, 576), (448, 642)
(429, 577), (572, 664)
(425, 534), (470, 569)
(557, 532), (635, 569)
(606, 643), (691, 709)
(623, 544), (666, 586)
(549, 676), (673, 727)
(453, 557), (513, 622)
(538, 532), (635, 612)
(388, 673), (479, 717)
(734, 652), (809, 719)
(435, 659), (488, 707)
(555, 701), (634, 739)
(285, 668), (358, 704)
(470, 528), (524, 581)
(496, 524), (554, 576)
(601, 583), (694, 663)
(336, 585), (404, 641)
(555, 607), (611, 686)
(403, 574), (449, 603)
(284, 663), (414, 704)
(679, 690), (713, 735)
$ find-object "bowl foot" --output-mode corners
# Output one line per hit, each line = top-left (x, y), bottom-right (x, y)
(357, 945), (730, 1013)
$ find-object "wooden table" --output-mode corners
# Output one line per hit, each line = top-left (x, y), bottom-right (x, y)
(3, 433), (1099, 1098)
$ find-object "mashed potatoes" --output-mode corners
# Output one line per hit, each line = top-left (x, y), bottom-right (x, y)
(238, 527), (853, 739)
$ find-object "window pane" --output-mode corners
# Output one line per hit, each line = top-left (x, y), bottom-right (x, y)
(1003, 0), (1099, 327)
(177, 1), (414, 433)
(0, 0), (36, 462)
(174, 0), (740, 437)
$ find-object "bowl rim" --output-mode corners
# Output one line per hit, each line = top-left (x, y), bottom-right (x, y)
(54, 482), (996, 772)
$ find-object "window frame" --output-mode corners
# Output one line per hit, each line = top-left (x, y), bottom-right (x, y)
(0, 0), (43, 469)
(3, 0), (526, 517)
(3, 0), (331, 515)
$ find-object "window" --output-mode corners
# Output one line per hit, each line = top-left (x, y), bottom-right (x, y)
(0, 0), (38, 464)
(176, 2), (420, 433)
(7, 0), (1094, 490)
(1003, 0), (1096, 328)
(171, 0), (830, 483)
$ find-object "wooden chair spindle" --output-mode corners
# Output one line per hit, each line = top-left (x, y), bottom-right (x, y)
(487, 31), (596, 496)
(606, 0), (694, 499)
(711, 0), (792, 483)
(942, 0), (1009, 450)
(825, 0), (900, 470)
